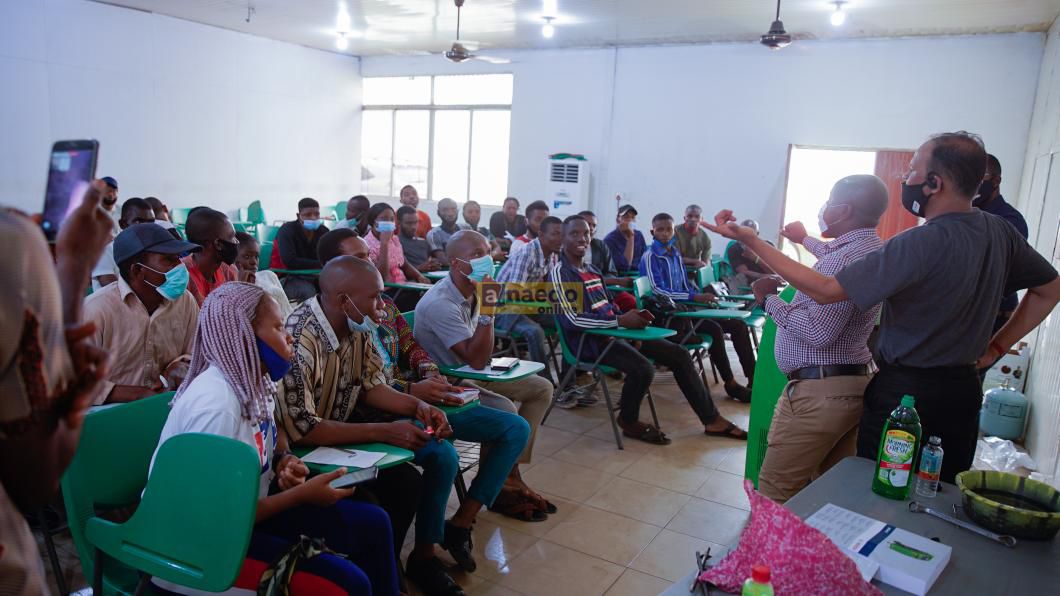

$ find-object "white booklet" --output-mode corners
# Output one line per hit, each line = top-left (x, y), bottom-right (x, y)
(300, 447), (385, 470)
(806, 504), (951, 596)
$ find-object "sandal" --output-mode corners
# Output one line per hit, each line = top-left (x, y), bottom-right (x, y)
(704, 422), (748, 440)
(619, 421), (671, 445)
(488, 490), (548, 522)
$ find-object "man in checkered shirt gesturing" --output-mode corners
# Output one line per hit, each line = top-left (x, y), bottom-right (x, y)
(753, 175), (887, 503)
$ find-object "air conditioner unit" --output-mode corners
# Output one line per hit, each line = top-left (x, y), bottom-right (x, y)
(546, 155), (590, 217)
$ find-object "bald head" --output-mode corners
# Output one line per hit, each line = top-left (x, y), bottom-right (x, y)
(446, 229), (490, 261)
(829, 175), (889, 226)
(319, 255), (384, 330)
(320, 255), (379, 296)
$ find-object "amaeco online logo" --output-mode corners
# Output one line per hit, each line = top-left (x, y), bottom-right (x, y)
(479, 281), (584, 316)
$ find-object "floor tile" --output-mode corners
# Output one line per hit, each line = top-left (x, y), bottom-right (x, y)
(585, 476), (690, 527)
(479, 491), (582, 538)
(542, 504), (661, 566)
(550, 435), (647, 475)
(629, 529), (727, 582)
(620, 453), (712, 495)
(543, 406), (609, 434)
(531, 424), (581, 459)
(496, 540), (625, 596)
(521, 457), (615, 502)
(716, 446), (748, 475)
(695, 470), (751, 511)
(459, 519), (540, 581)
(666, 497), (750, 546)
(604, 568), (672, 596)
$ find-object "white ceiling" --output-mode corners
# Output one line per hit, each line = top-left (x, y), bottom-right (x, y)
(97, 0), (1060, 56)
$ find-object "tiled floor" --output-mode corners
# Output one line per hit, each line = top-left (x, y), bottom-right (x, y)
(34, 365), (753, 596)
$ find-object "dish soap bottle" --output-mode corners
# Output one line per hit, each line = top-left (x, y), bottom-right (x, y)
(872, 395), (922, 500)
(742, 564), (774, 596)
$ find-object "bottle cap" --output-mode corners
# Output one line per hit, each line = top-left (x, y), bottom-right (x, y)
(929, 435), (941, 446)
(901, 394), (916, 408)
(752, 564), (771, 584)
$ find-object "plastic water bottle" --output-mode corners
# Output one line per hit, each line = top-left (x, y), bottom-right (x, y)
(915, 436), (944, 498)
(872, 395), (922, 500)
(742, 564), (774, 596)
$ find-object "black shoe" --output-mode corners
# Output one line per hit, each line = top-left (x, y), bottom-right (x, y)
(442, 521), (477, 572)
(406, 556), (465, 596)
(725, 382), (752, 403)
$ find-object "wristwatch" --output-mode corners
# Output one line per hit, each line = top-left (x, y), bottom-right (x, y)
(477, 315), (493, 327)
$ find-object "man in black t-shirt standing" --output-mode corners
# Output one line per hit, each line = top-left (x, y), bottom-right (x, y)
(707, 132), (1059, 483)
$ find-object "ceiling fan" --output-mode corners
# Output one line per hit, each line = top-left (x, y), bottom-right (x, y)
(444, 0), (510, 64)
(760, 0), (793, 50)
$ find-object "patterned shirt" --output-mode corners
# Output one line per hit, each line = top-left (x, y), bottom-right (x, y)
(375, 297), (437, 392)
(548, 254), (620, 360)
(765, 228), (883, 373)
(496, 238), (557, 284)
(365, 232), (408, 282)
(278, 296), (387, 442)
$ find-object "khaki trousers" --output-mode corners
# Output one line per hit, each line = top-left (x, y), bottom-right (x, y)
(758, 373), (871, 503)
(467, 375), (552, 464)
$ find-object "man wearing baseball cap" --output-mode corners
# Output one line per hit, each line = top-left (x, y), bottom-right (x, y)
(604, 204), (647, 272)
(84, 223), (202, 404)
(100, 176), (121, 234)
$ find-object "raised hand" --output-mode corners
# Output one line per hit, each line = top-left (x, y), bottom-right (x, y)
(701, 210), (757, 243)
(781, 221), (808, 245)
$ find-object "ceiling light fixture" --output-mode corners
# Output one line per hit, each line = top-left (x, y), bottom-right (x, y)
(542, 17), (555, 39)
(336, 33), (348, 50)
(830, 1), (847, 27)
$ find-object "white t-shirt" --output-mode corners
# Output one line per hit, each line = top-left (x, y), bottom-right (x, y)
(255, 270), (293, 319)
(90, 241), (117, 290)
(150, 365), (276, 497)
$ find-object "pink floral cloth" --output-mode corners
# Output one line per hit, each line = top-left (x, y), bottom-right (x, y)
(700, 480), (882, 595)
(365, 232), (407, 283)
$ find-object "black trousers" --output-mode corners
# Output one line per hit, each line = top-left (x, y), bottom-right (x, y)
(856, 363), (982, 484)
(663, 316), (756, 382)
(351, 462), (423, 562)
(387, 287), (422, 313)
(598, 339), (719, 426)
(281, 275), (317, 302)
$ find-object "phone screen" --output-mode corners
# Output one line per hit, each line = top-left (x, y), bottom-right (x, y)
(41, 140), (99, 242)
(329, 466), (379, 489)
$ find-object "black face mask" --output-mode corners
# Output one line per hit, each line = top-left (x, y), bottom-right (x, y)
(217, 239), (239, 265)
(973, 179), (997, 207)
(901, 175), (937, 217)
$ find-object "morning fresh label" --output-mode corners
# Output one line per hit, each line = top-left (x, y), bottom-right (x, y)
(878, 430), (916, 488)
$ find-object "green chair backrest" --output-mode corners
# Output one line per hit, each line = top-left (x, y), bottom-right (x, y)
(246, 200), (267, 225)
(632, 276), (653, 309)
(258, 224), (281, 242)
(334, 200), (348, 222)
(402, 310), (414, 327)
(717, 241), (737, 281)
(553, 322), (579, 367)
(61, 393), (173, 590)
(258, 241), (274, 271)
(86, 433), (259, 593)
(237, 207), (249, 222)
(171, 208), (193, 226)
(695, 265), (715, 290)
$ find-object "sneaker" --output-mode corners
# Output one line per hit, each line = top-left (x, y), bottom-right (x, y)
(406, 555), (466, 596)
(576, 390), (599, 406)
(554, 392), (579, 409)
(442, 521), (477, 573)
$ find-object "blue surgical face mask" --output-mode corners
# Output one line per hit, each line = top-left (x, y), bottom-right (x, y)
(302, 218), (322, 231)
(255, 337), (292, 382)
(457, 255), (494, 282)
(376, 220), (396, 234)
(344, 296), (378, 334)
(654, 237), (676, 250)
(345, 217), (358, 228)
(140, 262), (190, 301)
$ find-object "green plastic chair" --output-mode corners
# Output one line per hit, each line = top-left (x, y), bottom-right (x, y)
(62, 393), (260, 594)
(334, 200), (348, 222)
(695, 264), (716, 290)
(258, 241), (274, 272)
(632, 276), (717, 384)
(171, 208), (193, 227)
(246, 200), (267, 226)
(258, 224), (281, 242)
(402, 310), (414, 327)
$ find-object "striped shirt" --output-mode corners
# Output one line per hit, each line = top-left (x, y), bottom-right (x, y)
(496, 238), (556, 284)
(765, 228), (883, 373)
(548, 254), (619, 360)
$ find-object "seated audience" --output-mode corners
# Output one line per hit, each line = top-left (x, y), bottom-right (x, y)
(495, 216), (564, 382)
(398, 205), (442, 272)
(488, 197), (527, 252)
(181, 207), (239, 305)
(508, 200), (549, 257)
(85, 223), (200, 403)
(754, 175), (887, 503)
(271, 197), (329, 302)
(278, 257), (485, 595)
(100, 176), (121, 233)
(91, 197), (156, 289)
(460, 200), (504, 260)
(234, 231), (292, 318)
(152, 282), (400, 595)
(604, 204), (647, 273)
(642, 213), (755, 402)
(725, 219), (775, 282)
(578, 210), (631, 289)
(414, 231), (557, 519)
(399, 184), (432, 238)
(0, 183), (109, 595)
(550, 216), (747, 443)
(144, 196), (171, 223)
(335, 194), (371, 234)
(365, 203), (430, 311)
(675, 204), (712, 268)
(426, 198), (461, 264)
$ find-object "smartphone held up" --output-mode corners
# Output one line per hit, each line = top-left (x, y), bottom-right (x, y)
(40, 139), (99, 242)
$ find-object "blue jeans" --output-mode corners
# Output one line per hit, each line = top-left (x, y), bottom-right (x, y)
(410, 405), (529, 545)
(496, 314), (552, 379)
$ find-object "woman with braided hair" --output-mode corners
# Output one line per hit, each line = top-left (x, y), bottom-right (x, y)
(149, 282), (400, 595)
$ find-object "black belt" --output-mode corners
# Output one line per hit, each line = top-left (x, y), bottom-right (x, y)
(788, 364), (870, 381)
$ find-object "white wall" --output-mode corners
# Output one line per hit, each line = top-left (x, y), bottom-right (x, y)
(1015, 18), (1060, 484)
(0, 0), (362, 221)
(364, 33), (1043, 243)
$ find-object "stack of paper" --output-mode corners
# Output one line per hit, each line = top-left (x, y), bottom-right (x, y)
(301, 447), (386, 470)
(806, 504), (951, 595)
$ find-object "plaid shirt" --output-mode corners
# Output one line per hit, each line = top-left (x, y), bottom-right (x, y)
(765, 228), (883, 373)
(496, 238), (556, 283)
